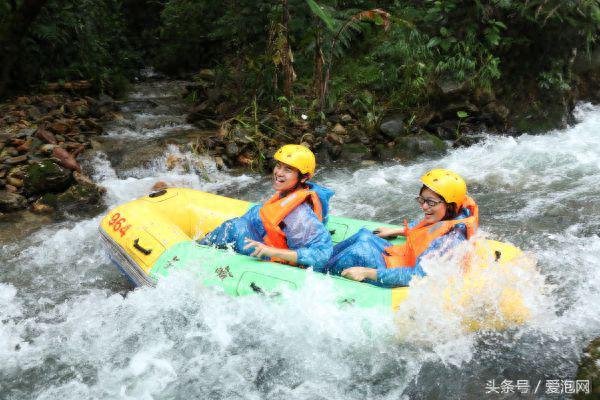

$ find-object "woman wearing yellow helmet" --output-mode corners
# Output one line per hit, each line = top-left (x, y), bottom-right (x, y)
(326, 169), (479, 287)
(200, 144), (334, 270)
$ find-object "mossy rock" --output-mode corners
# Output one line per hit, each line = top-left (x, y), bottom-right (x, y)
(339, 143), (371, 161)
(575, 337), (600, 399)
(394, 134), (447, 157)
(39, 182), (103, 211)
(24, 159), (73, 195)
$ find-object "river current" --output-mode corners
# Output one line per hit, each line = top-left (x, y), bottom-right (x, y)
(1, 81), (599, 399)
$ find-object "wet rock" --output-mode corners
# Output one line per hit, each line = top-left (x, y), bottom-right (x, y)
(231, 128), (253, 144)
(483, 101), (510, 124)
(340, 143), (371, 161)
(166, 154), (183, 170)
(16, 139), (32, 153)
(48, 119), (74, 135)
(442, 102), (480, 119)
(35, 128), (57, 144)
(15, 96), (31, 105)
(575, 337), (600, 399)
(225, 142), (239, 158)
(237, 153), (253, 167)
(5, 184), (17, 193)
(118, 100), (159, 112)
(24, 160), (73, 194)
(434, 122), (459, 141)
(197, 69), (216, 80)
(332, 123), (346, 135)
(39, 144), (57, 155)
(379, 115), (405, 140)
(300, 133), (315, 145)
(313, 125), (327, 137)
(341, 114), (353, 123)
(214, 156), (224, 170)
(82, 118), (103, 134)
(373, 143), (398, 160)
(325, 132), (343, 145)
(0, 191), (27, 211)
(325, 142), (342, 159)
(394, 133), (447, 157)
(15, 127), (36, 138)
(5, 155), (28, 165)
(40, 180), (104, 211)
(436, 79), (470, 99)
(6, 177), (23, 188)
(68, 180), (105, 202)
(67, 100), (90, 117)
(32, 199), (54, 213)
(89, 94), (115, 117)
(52, 147), (81, 172)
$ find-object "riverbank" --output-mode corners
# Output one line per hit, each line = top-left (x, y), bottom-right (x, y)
(0, 88), (109, 216)
(180, 58), (600, 172)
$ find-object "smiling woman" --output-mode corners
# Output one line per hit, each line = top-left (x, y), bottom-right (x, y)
(326, 169), (479, 287)
(200, 144), (335, 270)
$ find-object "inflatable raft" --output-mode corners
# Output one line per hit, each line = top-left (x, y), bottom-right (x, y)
(99, 188), (531, 329)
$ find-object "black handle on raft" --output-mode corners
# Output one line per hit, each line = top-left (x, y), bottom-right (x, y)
(250, 282), (280, 297)
(149, 189), (167, 198)
(494, 250), (502, 262)
(133, 238), (152, 255)
(250, 282), (264, 295)
(329, 229), (336, 235)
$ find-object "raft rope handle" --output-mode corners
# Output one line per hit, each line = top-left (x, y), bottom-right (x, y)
(149, 189), (167, 198)
(133, 238), (152, 255)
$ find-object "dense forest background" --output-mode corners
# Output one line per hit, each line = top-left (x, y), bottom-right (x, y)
(3, 0), (600, 133)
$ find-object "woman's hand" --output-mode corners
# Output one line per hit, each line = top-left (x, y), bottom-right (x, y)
(341, 267), (377, 282)
(373, 226), (403, 238)
(243, 239), (276, 259)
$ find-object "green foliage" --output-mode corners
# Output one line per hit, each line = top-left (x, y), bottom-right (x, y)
(305, 0), (335, 32)
(7, 0), (600, 117)
(5, 0), (140, 96)
(351, 90), (384, 132)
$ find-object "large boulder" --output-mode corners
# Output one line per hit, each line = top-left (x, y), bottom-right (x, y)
(394, 133), (447, 157)
(0, 191), (27, 211)
(24, 160), (73, 194)
(379, 115), (405, 140)
(38, 179), (104, 212)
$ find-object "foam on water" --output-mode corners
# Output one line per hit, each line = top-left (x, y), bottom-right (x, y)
(2, 102), (600, 399)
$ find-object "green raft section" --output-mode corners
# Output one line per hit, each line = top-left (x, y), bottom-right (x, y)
(149, 216), (409, 310)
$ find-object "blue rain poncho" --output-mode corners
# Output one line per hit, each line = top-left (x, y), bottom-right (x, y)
(200, 182), (334, 270)
(325, 208), (470, 288)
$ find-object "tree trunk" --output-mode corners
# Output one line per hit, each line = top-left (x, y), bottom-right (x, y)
(0, 0), (49, 98)
(282, 0), (293, 99)
(313, 27), (324, 104)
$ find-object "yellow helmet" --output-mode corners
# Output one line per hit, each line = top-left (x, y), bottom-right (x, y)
(420, 169), (467, 206)
(274, 144), (316, 177)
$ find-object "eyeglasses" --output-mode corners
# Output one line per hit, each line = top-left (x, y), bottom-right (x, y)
(415, 196), (444, 207)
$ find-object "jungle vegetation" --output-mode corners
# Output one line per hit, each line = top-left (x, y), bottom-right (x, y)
(2, 0), (600, 121)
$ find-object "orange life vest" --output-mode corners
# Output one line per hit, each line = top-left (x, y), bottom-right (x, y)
(259, 189), (323, 264)
(383, 196), (479, 268)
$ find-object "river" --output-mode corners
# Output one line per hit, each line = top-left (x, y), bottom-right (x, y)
(1, 80), (598, 399)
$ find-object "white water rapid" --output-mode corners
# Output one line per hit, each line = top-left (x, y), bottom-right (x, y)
(1, 82), (598, 399)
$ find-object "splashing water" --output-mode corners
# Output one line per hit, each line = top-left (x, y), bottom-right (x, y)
(1, 81), (599, 399)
